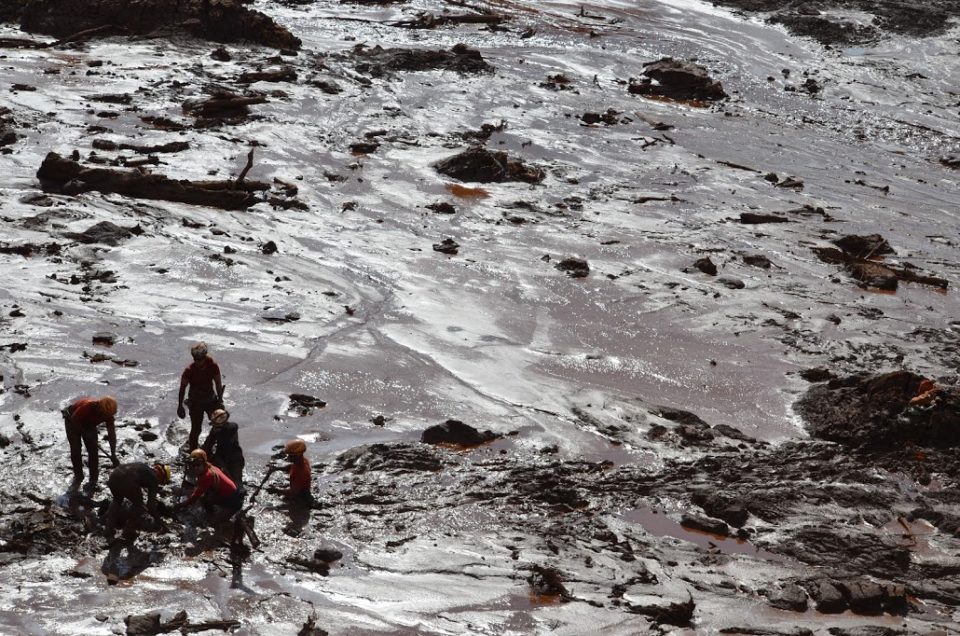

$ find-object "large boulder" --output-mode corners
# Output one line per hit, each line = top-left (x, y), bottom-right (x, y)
(18, 0), (300, 49)
(421, 419), (500, 446)
(795, 371), (960, 449)
(629, 58), (726, 101)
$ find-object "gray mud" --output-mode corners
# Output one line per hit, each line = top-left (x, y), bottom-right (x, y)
(1, 0), (960, 633)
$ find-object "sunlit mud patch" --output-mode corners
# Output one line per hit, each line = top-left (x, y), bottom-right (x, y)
(622, 507), (787, 562)
(445, 183), (490, 198)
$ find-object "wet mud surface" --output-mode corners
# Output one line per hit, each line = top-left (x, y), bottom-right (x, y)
(1, 0), (960, 633)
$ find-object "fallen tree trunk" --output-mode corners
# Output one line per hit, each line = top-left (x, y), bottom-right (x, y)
(36, 152), (256, 210)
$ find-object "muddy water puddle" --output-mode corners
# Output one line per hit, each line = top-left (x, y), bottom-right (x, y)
(621, 507), (787, 562)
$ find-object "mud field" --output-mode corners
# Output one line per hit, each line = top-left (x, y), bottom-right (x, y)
(1, 0), (960, 634)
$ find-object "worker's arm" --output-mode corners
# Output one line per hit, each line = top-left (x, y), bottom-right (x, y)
(177, 371), (188, 418)
(214, 368), (224, 406)
(106, 418), (118, 465)
(177, 473), (209, 508)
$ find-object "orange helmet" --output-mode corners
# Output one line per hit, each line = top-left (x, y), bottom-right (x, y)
(189, 449), (208, 464)
(284, 439), (307, 455)
(190, 342), (208, 360)
(99, 396), (118, 417)
(211, 409), (229, 425)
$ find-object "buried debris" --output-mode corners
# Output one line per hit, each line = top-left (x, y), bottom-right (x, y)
(813, 234), (947, 291)
(124, 610), (240, 635)
(527, 565), (572, 600)
(351, 43), (493, 77)
(435, 147), (544, 184)
(288, 394), (326, 416)
(182, 90), (268, 126)
(37, 152), (258, 209)
(18, 0), (300, 49)
(421, 419), (501, 446)
(555, 257), (590, 278)
(64, 221), (143, 246)
(629, 58), (726, 101)
(626, 593), (696, 626)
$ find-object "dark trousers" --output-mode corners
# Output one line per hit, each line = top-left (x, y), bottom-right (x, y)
(65, 421), (99, 484)
(187, 398), (217, 450)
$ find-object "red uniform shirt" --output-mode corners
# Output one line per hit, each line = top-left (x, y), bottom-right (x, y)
(181, 359), (221, 400)
(288, 457), (311, 495)
(185, 464), (236, 505)
(70, 397), (111, 428)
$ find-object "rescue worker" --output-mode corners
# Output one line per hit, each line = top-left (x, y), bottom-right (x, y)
(201, 409), (244, 487)
(280, 438), (312, 502)
(176, 342), (224, 450)
(105, 463), (171, 541)
(62, 395), (119, 492)
(175, 449), (256, 549)
(174, 449), (242, 514)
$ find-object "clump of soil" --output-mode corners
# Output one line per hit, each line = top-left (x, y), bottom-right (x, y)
(629, 58), (726, 101)
(795, 370), (960, 449)
(351, 43), (493, 77)
(16, 0), (300, 49)
(435, 147), (544, 184)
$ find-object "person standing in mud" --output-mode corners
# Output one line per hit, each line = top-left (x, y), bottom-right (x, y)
(104, 463), (171, 542)
(176, 342), (224, 451)
(201, 409), (245, 487)
(277, 439), (312, 503)
(62, 395), (119, 493)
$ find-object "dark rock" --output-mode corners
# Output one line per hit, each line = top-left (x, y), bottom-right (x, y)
(680, 513), (729, 536)
(92, 331), (117, 346)
(743, 254), (772, 268)
(799, 367), (834, 382)
(435, 147), (544, 184)
(810, 579), (847, 613)
(828, 626), (906, 636)
(432, 238), (459, 255)
(64, 221), (142, 246)
(211, 46), (231, 61)
(740, 212), (790, 224)
(655, 406), (709, 427)
(769, 13), (877, 45)
(836, 579), (907, 615)
(767, 582), (808, 612)
(124, 613), (162, 636)
(832, 234), (894, 259)
(421, 419), (500, 446)
(139, 431), (158, 442)
(261, 240), (278, 255)
(426, 202), (456, 214)
(527, 565), (570, 599)
(313, 547), (343, 562)
(580, 109), (621, 125)
(717, 277), (745, 289)
(690, 256), (717, 276)
(712, 424), (756, 443)
(629, 58), (726, 101)
(689, 490), (750, 527)
(626, 593), (695, 626)
(20, 0), (300, 49)
(555, 257), (589, 278)
(349, 142), (378, 154)
(287, 556), (330, 575)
